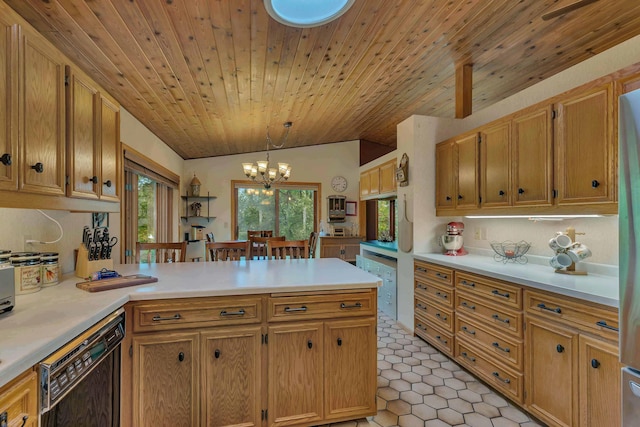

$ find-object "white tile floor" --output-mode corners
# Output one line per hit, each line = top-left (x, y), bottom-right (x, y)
(330, 312), (543, 427)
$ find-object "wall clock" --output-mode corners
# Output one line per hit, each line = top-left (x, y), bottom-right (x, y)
(331, 176), (348, 192)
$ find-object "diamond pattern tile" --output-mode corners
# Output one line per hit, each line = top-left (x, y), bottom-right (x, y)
(330, 311), (542, 427)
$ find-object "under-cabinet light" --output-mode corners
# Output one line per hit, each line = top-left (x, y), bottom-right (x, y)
(464, 215), (603, 220)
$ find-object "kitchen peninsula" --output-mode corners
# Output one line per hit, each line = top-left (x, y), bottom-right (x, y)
(0, 258), (381, 426)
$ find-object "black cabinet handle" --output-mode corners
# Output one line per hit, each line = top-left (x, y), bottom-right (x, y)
(492, 290), (510, 299)
(178, 352), (185, 362)
(89, 175), (98, 184)
(0, 153), (11, 166)
(307, 339), (313, 349)
(435, 313), (447, 322)
(416, 303), (427, 310)
(1, 411), (8, 427)
(537, 303), (561, 314)
(284, 306), (307, 312)
(492, 342), (511, 353)
(461, 301), (475, 310)
(220, 309), (246, 316)
(152, 314), (182, 321)
(492, 314), (510, 324)
(592, 179), (600, 188)
(518, 188), (524, 194)
(416, 323), (427, 331)
(457, 194), (463, 200)
(104, 179), (112, 187)
(417, 284), (427, 290)
(31, 162), (44, 173)
(435, 272), (448, 280)
(492, 371), (511, 384)
(435, 335), (447, 344)
(461, 352), (476, 362)
(446, 196), (452, 201)
(596, 320), (619, 331)
(460, 280), (475, 288)
(498, 190), (505, 196)
(337, 337), (342, 346)
(591, 358), (600, 369)
(435, 291), (448, 300)
(416, 267), (427, 273)
(556, 344), (564, 353)
(461, 326), (476, 336)
(214, 349), (221, 359)
(340, 302), (362, 309)
(20, 415), (28, 427)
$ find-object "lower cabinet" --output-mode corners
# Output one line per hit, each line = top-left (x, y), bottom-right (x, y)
(319, 236), (364, 262)
(0, 368), (38, 427)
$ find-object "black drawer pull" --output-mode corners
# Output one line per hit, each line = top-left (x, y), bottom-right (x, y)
(89, 175), (98, 184)
(20, 415), (28, 427)
(435, 335), (448, 345)
(557, 344), (565, 353)
(492, 314), (510, 324)
(591, 358), (600, 369)
(492, 342), (511, 353)
(435, 313), (447, 322)
(446, 195), (452, 201)
(416, 323), (427, 331)
(284, 306), (307, 312)
(596, 320), (619, 332)
(307, 339), (313, 349)
(492, 290), (510, 299)
(461, 352), (476, 362)
(152, 314), (182, 322)
(337, 337), (342, 346)
(104, 179), (112, 187)
(31, 162), (44, 173)
(435, 272), (448, 280)
(340, 302), (363, 309)
(220, 309), (246, 316)
(416, 303), (427, 310)
(417, 284), (427, 290)
(435, 291), (448, 300)
(537, 303), (562, 314)
(492, 371), (511, 384)
(214, 349), (221, 359)
(461, 301), (476, 310)
(461, 326), (476, 335)
(416, 267), (427, 273)
(460, 280), (475, 288)
(0, 153), (11, 165)
(178, 352), (185, 362)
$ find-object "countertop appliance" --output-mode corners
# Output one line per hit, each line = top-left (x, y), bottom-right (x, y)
(0, 265), (14, 315)
(619, 89), (640, 425)
(440, 221), (467, 256)
(39, 308), (124, 425)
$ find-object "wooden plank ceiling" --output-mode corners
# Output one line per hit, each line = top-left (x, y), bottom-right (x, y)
(6, 0), (640, 159)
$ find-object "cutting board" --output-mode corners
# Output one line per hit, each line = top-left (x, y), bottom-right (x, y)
(76, 275), (158, 292)
(399, 195), (413, 252)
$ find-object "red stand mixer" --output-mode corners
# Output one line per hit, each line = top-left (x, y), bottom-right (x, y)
(440, 221), (468, 256)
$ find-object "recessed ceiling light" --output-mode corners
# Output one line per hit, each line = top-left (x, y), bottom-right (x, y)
(264, 0), (356, 28)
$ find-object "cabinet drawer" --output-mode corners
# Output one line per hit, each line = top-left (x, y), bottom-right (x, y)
(415, 296), (454, 331)
(414, 261), (453, 287)
(415, 314), (454, 355)
(456, 293), (523, 337)
(456, 272), (522, 310)
(415, 278), (454, 309)
(268, 290), (376, 322)
(455, 340), (524, 404)
(132, 296), (264, 332)
(455, 314), (523, 370)
(524, 290), (619, 341)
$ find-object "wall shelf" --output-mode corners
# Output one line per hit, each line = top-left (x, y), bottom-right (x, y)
(181, 192), (216, 223)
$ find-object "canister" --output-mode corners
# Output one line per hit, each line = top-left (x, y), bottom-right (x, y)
(0, 250), (11, 266)
(40, 252), (60, 287)
(11, 252), (42, 294)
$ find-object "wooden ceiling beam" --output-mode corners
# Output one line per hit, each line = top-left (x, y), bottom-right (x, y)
(455, 63), (473, 119)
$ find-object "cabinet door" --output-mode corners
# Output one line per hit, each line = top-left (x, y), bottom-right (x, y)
(268, 322), (323, 426)
(526, 317), (577, 427)
(435, 141), (455, 209)
(319, 238), (344, 259)
(342, 239), (362, 262)
(324, 318), (377, 420)
(368, 169), (380, 196)
(379, 160), (396, 194)
(578, 335), (621, 427)
(201, 326), (262, 427)
(0, 369), (38, 427)
(67, 66), (99, 199)
(100, 95), (120, 201)
(512, 105), (553, 206)
(0, 14), (17, 191)
(359, 171), (370, 199)
(132, 332), (200, 427)
(456, 133), (479, 209)
(555, 84), (615, 204)
(481, 120), (511, 207)
(19, 25), (66, 196)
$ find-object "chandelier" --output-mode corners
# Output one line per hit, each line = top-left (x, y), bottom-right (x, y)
(242, 122), (292, 189)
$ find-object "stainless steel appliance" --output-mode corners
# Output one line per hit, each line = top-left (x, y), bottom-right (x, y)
(618, 89), (640, 426)
(40, 308), (124, 426)
(0, 265), (14, 315)
(440, 221), (468, 256)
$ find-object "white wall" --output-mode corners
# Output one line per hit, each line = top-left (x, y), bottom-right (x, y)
(183, 141), (360, 241)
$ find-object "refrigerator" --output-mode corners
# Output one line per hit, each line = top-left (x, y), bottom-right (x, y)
(619, 88), (640, 425)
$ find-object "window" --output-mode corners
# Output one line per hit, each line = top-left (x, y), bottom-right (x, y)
(232, 181), (320, 240)
(123, 145), (179, 263)
(376, 199), (397, 241)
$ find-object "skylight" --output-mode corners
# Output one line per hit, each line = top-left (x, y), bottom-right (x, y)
(264, 0), (355, 28)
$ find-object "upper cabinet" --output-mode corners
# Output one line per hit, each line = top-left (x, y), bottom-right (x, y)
(66, 65), (120, 201)
(0, 13), (17, 191)
(360, 158), (396, 200)
(436, 79), (617, 216)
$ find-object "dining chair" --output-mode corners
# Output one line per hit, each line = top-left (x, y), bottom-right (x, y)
(206, 240), (250, 261)
(267, 239), (309, 260)
(249, 236), (285, 259)
(136, 242), (187, 263)
(247, 230), (274, 238)
(308, 231), (319, 258)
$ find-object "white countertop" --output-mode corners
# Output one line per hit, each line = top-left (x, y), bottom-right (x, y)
(413, 253), (619, 308)
(0, 258), (380, 388)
